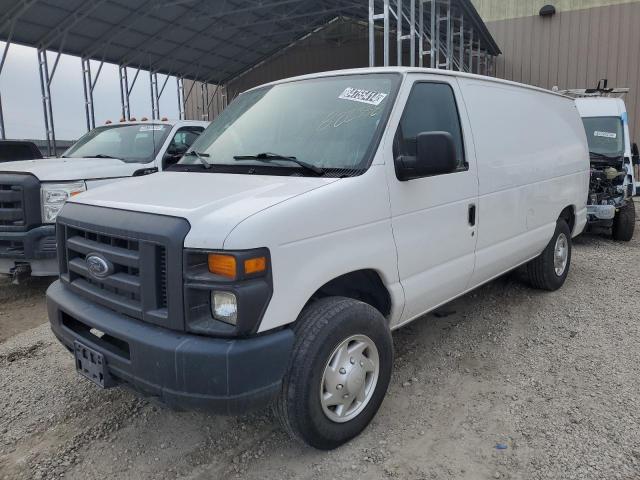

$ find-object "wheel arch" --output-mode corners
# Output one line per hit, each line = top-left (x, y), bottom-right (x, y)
(558, 205), (576, 234)
(303, 269), (393, 320)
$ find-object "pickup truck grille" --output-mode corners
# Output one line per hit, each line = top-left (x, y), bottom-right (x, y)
(0, 174), (40, 231)
(0, 183), (25, 228)
(57, 203), (189, 331)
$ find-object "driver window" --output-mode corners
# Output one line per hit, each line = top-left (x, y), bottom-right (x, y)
(394, 82), (466, 169)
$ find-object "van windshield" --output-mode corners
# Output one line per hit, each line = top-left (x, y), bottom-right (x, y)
(582, 117), (624, 158)
(178, 74), (400, 176)
(63, 124), (172, 163)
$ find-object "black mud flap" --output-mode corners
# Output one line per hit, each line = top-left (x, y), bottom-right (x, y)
(74, 341), (114, 388)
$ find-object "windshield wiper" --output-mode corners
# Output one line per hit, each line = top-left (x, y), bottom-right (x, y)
(184, 150), (212, 169)
(83, 154), (120, 159)
(233, 152), (324, 175)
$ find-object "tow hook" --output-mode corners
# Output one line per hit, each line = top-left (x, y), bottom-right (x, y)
(10, 264), (31, 284)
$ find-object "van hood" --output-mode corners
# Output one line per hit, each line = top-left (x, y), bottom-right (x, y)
(68, 171), (339, 248)
(0, 157), (149, 182)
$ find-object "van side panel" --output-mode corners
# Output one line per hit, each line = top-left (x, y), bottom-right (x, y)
(457, 78), (589, 287)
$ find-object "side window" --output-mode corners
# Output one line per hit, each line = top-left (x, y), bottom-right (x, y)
(164, 127), (204, 167)
(395, 82), (465, 169)
(168, 127), (204, 152)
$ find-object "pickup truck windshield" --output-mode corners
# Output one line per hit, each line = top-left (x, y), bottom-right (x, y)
(63, 124), (172, 163)
(179, 74), (400, 176)
(582, 116), (624, 157)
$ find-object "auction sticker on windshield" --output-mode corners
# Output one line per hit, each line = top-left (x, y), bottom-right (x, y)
(594, 131), (617, 138)
(339, 87), (388, 106)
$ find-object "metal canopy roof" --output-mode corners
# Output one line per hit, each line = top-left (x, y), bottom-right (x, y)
(0, 0), (500, 84)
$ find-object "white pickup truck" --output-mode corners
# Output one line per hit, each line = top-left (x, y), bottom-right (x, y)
(0, 119), (208, 278)
(47, 68), (589, 449)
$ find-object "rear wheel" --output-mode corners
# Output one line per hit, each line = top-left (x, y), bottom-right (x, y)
(612, 201), (636, 241)
(276, 297), (393, 450)
(526, 219), (572, 291)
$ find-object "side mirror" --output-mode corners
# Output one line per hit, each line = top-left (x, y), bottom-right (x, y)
(395, 131), (458, 181)
(166, 144), (188, 156)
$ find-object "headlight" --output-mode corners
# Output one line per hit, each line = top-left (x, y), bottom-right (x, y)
(41, 181), (86, 223)
(211, 291), (238, 325)
(184, 248), (272, 337)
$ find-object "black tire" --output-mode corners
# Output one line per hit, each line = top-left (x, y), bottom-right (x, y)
(276, 297), (393, 450)
(612, 201), (636, 242)
(526, 219), (572, 291)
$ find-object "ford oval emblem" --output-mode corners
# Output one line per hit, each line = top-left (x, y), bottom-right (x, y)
(85, 253), (113, 279)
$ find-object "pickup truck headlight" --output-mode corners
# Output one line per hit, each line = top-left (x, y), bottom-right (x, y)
(184, 248), (272, 337)
(41, 181), (86, 223)
(211, 291), (238, 325)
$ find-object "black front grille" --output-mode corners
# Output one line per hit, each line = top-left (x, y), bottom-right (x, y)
(57, 203), (189, 331)
(0, 174), (40, 232)
(0, 183), (25, 227)
(62, 225), (167, 322)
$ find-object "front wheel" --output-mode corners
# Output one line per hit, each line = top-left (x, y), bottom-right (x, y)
(526, 219), (572, 291)
(276, 297), (393, 450)
(612, 201), (636, 241)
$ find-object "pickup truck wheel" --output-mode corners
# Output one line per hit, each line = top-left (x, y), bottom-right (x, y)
(526, 219), (572, 291)
(276, 297), (393, 450)
(612, 201), (636, 241)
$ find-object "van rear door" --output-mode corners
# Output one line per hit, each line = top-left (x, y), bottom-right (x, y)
(385, 75), (479, 324)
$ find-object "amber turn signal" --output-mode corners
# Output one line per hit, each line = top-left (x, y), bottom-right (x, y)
(244, 256), (267, 275)
(208, 254), (237, 279)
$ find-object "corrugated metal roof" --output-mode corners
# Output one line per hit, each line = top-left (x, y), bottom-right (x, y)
(0, 0), (500, 84)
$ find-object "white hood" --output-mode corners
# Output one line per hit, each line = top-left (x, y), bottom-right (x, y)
(0, 157), (149, 182)
(68, 171), (339, 248)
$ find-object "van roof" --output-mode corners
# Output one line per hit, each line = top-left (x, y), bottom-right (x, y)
(248, 67), (572, 100)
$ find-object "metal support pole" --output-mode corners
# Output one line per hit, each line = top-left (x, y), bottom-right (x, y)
(199, 82), (206, 120)
(430, 0), (436, 68)
(476, 40), (481, 75)
(458, 15), (464, 72)
(150, 71), (159, 120)
(445, 0), (452, 70)
(119, 65), (131, 120)
(37, 49), (56, 156)
(368, 0), (375, 67)
(468, 28), (474, 73)
(383, 0), (390, 66)
(396, 0), (402, 66)
(418, 0), (424, 67)
(409, 0), (416, 67)
(81, 58), (95, 131)
(177, 77), (185, 120)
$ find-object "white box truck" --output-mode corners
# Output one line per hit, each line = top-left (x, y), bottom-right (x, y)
(47, 68), (589, 449)
(0, 119), (208, 278)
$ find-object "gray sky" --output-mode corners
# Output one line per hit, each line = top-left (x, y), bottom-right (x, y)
(0, 42), (180, 141)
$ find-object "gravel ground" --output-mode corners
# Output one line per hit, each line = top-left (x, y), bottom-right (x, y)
(1, 201), (639, 480)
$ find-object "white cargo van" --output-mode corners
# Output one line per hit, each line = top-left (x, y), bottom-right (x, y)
(575, 96), (636, 240)
(47, 68), (589, 449)
(556, 83), (637, 240)
(0, 119), (208, 277)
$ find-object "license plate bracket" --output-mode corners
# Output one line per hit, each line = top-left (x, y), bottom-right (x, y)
(73, 341), (114, 388)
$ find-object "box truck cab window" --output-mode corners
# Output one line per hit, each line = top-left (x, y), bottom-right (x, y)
(63, 124), (172, 163)
(582, 117), (624, 157)
(178, 74), (399, 176)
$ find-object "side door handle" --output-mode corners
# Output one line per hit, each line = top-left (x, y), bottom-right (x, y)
(468, 203), (476, 226)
